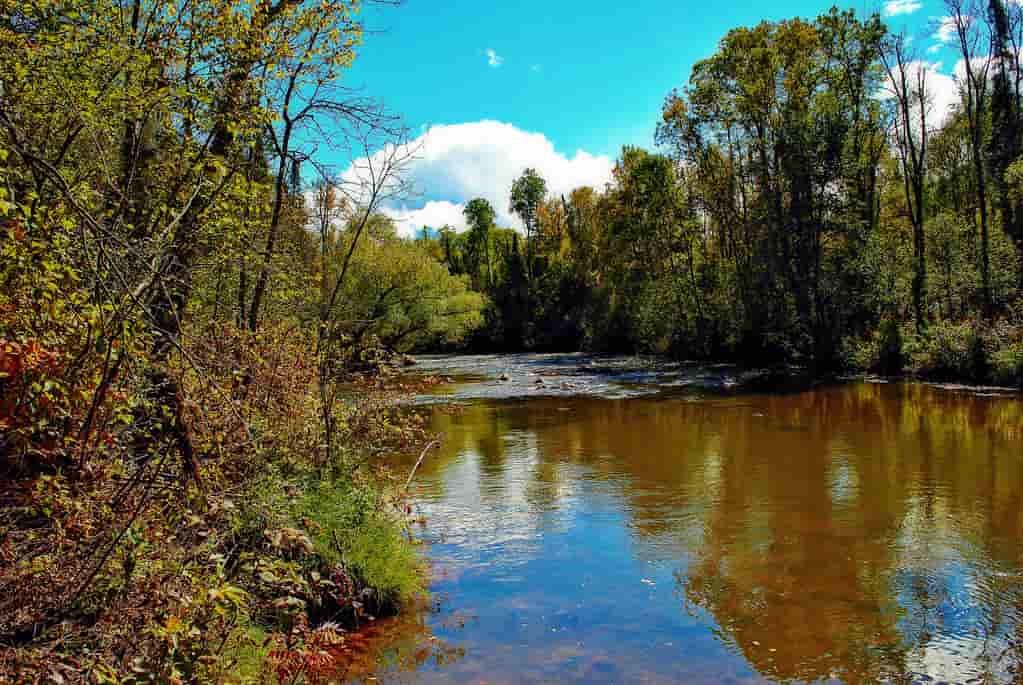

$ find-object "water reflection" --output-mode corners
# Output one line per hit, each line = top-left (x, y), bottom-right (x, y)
(384, 381), (1023, 684)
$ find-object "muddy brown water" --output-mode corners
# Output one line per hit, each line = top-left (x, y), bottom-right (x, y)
(353, 354), (1023, 684)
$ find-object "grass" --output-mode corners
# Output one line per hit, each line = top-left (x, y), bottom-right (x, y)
(296, 478), (424, 608)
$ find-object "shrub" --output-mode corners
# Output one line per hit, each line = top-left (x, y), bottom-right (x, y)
(990, 342), (1023, 387)
(909, 320), (991, 383)
(840, 317), (905, 375)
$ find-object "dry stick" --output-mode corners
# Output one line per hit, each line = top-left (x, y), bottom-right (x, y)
(405, 440), (439, 490)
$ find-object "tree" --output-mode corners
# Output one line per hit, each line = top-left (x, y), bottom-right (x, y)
(986, 0), (1023, 257)
(947, 0), (995, 315)
(312, 125), (416, 465)
(336, 225), (485, 353)
(463, 198), (496, 289)
(880, 33), (931, 332)
(245, 1), (396, 331)
(510, 168), (547, 280)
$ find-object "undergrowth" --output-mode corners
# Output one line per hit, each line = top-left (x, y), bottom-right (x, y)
(0, 320), (432, 684)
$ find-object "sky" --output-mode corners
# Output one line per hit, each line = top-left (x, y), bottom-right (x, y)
(332, 0), (966, 234)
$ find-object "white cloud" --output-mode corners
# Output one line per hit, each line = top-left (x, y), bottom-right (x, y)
(485, 48), (503, 68)
(884, 0), (923, 16)
(384, 200), (469, 234)
(926, 65), (960, 128)
(880, 60), (959, 131)
(347, 121), (613, 237)
(933, 15), (959, 43)
(927, 43), (942, 54)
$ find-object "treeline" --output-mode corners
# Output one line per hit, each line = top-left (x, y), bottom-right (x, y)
(426, 4), (1023, 385)
(1, 0), (481, 680)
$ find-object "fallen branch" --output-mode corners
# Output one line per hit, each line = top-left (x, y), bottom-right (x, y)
(404, 440), (438, 489)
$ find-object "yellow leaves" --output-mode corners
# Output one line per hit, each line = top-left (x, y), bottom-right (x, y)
(164, 614), (184, 633)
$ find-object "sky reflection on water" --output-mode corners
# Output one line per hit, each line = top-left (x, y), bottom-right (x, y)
(363, 358), (1023, 684)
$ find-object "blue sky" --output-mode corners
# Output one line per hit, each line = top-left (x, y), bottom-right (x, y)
(338, 0), (959, 233)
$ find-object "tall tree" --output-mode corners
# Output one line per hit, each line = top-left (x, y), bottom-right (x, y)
(880, 33), (931, 332)
(947, 0), (994, 315)
(463, 197), (496, 289)
(246, 1), (392, 331)
(510, 167), (547, 281)
(987, 0), (1023, 257)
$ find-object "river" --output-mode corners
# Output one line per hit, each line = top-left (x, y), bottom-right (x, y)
(359, 354), (1023, 684)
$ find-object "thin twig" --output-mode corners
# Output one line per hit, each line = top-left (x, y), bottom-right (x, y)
(404, 440), (438, 489)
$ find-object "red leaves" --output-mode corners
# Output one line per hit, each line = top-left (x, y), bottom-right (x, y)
(0, 337), (72, 462)
(268, 623), (347, 684)
(0, 338), (63, 380)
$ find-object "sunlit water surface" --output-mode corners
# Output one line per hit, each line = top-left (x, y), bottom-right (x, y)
(355, 355), (1023, 684)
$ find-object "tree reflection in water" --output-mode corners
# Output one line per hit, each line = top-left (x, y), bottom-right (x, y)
(373, 379), (1023, 684)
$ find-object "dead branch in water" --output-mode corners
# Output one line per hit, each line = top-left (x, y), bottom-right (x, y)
(405, 440), (439, 489)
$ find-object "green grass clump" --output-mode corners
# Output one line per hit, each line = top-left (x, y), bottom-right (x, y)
(296, 479), (423, 607)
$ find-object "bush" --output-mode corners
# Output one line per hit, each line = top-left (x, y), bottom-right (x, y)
(840, 317), (905, 375)
(987, 312), (1023, 387)
(909, 319), (990, 383)
(297, 479), (423, 609)
(990, 342), (1023, 387)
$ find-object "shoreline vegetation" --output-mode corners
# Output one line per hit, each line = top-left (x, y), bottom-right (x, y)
(2, 0), (478, 679)
(3, 0), (1023, 682)
(414, 9), (1023, 390)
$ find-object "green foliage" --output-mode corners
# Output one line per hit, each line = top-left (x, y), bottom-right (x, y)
(907, 320), (988, 382)
(0, 0), (432, 680)
(336, 225), (486, 355)
(297, 479), (423, 605)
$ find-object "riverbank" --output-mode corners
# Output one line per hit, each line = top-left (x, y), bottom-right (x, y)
(0, 327), (434, 683)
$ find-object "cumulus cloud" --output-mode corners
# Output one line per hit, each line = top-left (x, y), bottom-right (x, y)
(383, 200), (469, 234)
(953, 55), (995, 81)
(884, 0), (923, 16)
(933, 16), (959, 43)
(485, 48), (503, 68)
(924, 65), (959, 128)
(348, 121), (613, 237)
(880, 60), (959, 131)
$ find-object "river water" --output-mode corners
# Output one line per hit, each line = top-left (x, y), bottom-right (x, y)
(362, 354), (1023, 684)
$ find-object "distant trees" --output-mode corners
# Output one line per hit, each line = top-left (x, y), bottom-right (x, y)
(420, 6), (1023, 382)
(338, 222), (485, 354)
